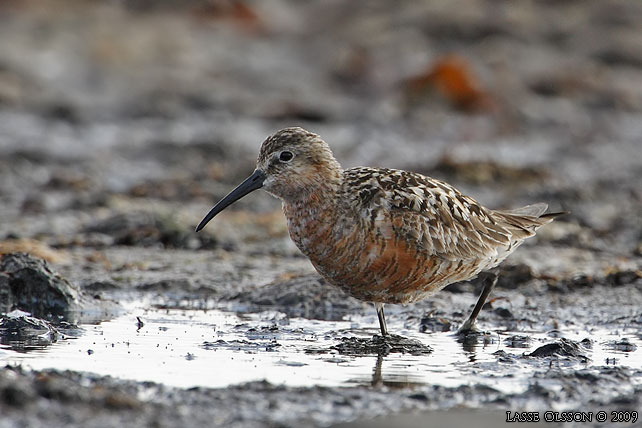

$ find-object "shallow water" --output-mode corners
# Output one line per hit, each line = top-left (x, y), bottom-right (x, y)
(2, 300), (640, 392)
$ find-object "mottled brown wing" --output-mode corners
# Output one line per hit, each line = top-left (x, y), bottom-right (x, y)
(343, 167), (513, 261)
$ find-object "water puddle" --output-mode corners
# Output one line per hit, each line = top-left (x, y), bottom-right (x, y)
(1, 301), (641, 391)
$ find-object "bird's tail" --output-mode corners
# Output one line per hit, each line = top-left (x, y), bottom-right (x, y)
(493, 203), (567, 240)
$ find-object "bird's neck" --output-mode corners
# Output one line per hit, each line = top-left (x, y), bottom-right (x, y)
(280, 164), (342, 206)
(282, 174), (340, 221)
(281, 170), (343, 259)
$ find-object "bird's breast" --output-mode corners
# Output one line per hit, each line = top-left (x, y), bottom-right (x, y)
(282, 200), (351, 262)
(282, 200), (446, 303)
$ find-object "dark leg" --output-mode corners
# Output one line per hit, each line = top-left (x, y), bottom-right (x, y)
(375, 302), (388, 336)
(458, 271), (498, 333)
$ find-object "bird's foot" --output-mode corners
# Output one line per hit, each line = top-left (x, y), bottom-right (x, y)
(456, 320), (493, 340)
(455, 320), (494, 353)
(456, 319), (479, 336)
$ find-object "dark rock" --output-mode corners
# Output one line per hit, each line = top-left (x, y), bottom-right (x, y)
(0, 312), (59, 351)
(527, 338), (587, 359)
(0, 253), (80, 318)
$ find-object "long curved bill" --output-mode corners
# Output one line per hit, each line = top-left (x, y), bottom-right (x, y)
(195, 169), (266, 232)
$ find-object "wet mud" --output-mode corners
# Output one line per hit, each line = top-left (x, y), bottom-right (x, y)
(1, 0), (642, 427)
(321, 335), (433, 357)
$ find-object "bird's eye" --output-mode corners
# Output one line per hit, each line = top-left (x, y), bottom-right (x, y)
(279, 151), (294, 162)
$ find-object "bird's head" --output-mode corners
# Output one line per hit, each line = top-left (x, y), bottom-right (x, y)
(195, 127), (342, 232)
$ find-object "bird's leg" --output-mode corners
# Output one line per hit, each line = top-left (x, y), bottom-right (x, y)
(458, 271), (498, 334)
(375, 302), (388, 336)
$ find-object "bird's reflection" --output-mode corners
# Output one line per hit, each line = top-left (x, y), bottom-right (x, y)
(369, 352), (428, 389)
(371, 352), (384, 387)
(455, 330), (497, 360)
(344, 327), (500, 387)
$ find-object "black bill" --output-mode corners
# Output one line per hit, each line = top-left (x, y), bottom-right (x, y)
(195, 169), (266, 232)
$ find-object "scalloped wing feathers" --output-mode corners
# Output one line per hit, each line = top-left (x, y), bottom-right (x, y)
(342, 167), (554, 266)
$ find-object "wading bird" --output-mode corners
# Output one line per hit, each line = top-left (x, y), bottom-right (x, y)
(196, 127), (563, 336)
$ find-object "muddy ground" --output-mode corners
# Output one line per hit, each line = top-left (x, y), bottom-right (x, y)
(1, 0), (642, 427)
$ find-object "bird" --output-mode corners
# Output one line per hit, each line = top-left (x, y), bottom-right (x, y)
(196, 127), (564, 337)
